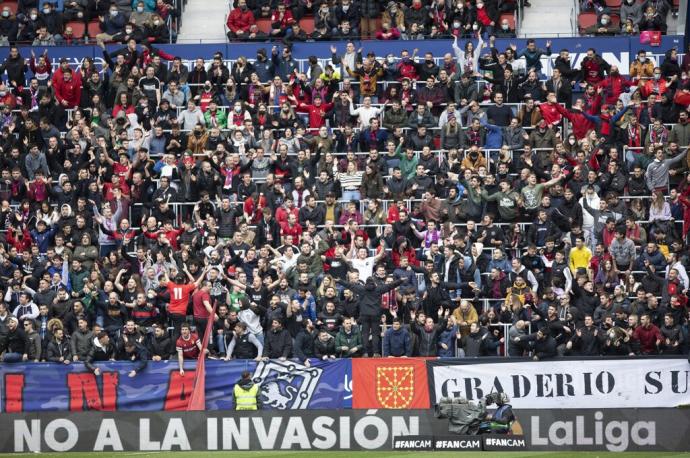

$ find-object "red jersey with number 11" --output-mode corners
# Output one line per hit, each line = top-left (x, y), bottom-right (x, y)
(167, 283), (196, 316)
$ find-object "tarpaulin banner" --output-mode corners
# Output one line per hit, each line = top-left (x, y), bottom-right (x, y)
(427, 357), (690, 409)
(0, 359), (352, 412)
(2, 408), (690, 452)
(352, 357), (429, 409)
(0, 35), (683, 75)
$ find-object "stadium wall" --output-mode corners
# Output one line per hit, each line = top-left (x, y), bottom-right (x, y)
(2, 408), (690, 452)
(0, 36), (684, 76)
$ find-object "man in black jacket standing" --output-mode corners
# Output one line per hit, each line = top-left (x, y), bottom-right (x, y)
(262, 319), (292, 360)
(336, 276), (407, 356)
(0, 316), (28, 363)
(147, 323), (173, 361)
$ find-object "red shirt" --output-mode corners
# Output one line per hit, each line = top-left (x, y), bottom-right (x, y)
(167, 283), (196, 316)
(538, 102), (562, 126)
(176, 333), (200, 359)
(192, 289), (212, 319)
(295, 102), (334, 129)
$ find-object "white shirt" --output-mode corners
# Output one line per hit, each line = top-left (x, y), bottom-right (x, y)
(349, 104), (381, 129)
(351, 256), (376, 281)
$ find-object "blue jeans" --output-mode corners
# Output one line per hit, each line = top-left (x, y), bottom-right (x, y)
(3, 352), (23, 363)
(253, 332), (264, 347)
(341, 190), (361, 203)
(216, 333), (227, 355)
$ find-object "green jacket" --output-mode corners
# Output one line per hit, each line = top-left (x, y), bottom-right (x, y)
(204, 109), (228, 129)
(69, 269), (90, 295)
(398, 145), (418, 179)
(335, 326), (363, 357)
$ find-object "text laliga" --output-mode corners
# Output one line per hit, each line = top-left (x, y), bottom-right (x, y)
(531, 411), (655, 452)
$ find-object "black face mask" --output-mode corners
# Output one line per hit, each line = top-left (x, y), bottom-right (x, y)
(194, 131), (202, 137)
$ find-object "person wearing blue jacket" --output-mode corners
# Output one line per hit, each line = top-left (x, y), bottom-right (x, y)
(438, 318), (459, 357)
(382, 319), (411, 357)
(515, 39), (552, 78)
(479, 115), (504, 161)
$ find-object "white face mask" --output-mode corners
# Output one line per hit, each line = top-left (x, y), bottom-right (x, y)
(472, 24), (479, 30)
(43, 8), (50, 14)
(601, 18), (608, 25)
(387, 56), (395, 63)
(502, 24), (509, 30)
(153, 20), (160, 25)
(30, 13), (37, 20)
(125, 28), (133, 34)
(1, 11), (9, 17)
(453, 21), (461, 28)
(137, 7), (144, 12)
(110, 10), (118, 16)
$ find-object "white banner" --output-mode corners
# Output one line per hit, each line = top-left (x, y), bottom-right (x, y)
(430, 359), (690, 409)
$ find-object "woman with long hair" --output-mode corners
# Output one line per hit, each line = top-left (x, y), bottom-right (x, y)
(594, 259), (619, 294)
(337, 160), (364, 202)
(649, 189), (672, 222)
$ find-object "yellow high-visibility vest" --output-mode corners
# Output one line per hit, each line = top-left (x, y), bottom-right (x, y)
(234, 383), (259, 410)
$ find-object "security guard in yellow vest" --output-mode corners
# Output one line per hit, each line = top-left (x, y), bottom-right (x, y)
(233, 371), (260, 410)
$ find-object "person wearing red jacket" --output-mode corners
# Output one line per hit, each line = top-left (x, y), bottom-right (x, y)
(270, 3), (296, 38)
(53, 68), (82, 109)
(397, 49), (420, 81)
(638, 67), (675, 98)
(536, 92), (562, 126)
(227, 0), (256, 40)
(5, 226), (32, 253)
(578, 48), (611, 86)
(294, 94), (335, 130)
(632, 314), (662, 354)
(596, 66), (636, 105)
(555, 99), (597, 140)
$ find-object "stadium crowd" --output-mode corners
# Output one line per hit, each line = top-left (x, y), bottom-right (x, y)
(0, 15), (689, 368)
(0, 0), (177, 46)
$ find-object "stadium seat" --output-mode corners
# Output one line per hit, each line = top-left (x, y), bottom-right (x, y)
(578, 12), (597, 33)
(300, 17), (315, 34)
(256, 18), (272, 34)
(604, 0), (621, 9)
(499, 13), (516, 30)
(609, 13), (620, 28)
(65, 21), (86, 40)
(87, 20), (101, 38)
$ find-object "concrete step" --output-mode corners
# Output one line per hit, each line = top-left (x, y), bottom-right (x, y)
(178, 0), (229, 43)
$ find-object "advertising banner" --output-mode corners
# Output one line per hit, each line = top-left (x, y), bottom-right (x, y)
(427, 358), (690, 409)
(352, 358), (429, 409)
(0, 35), (683, 75)
(0, 359), (352, 412)
(1, 408), (689, 453)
